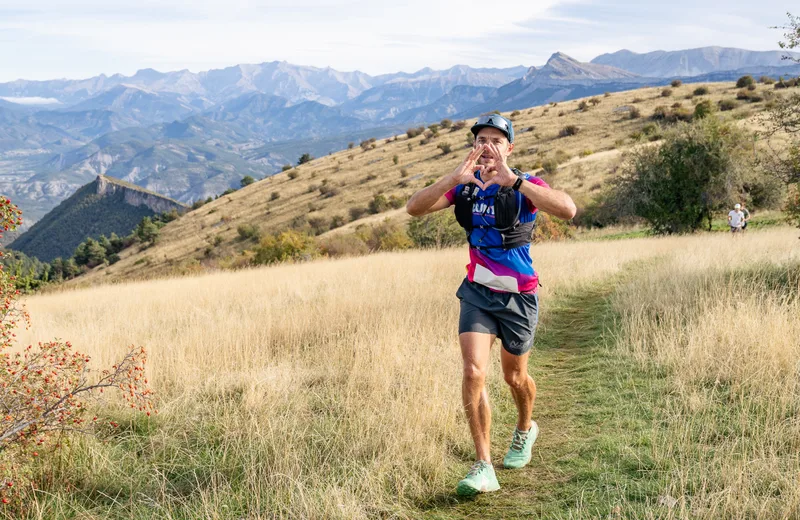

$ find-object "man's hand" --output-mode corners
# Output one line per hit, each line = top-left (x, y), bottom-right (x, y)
(450, 145), (487, 189)
(480, 143), (518, 189)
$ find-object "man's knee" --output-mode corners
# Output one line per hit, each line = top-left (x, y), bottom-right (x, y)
(463, 363), (487, 386)
(503, 369), (529, 390)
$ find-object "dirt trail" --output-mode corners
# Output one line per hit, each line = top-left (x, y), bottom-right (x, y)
(420, 274), (667, 519)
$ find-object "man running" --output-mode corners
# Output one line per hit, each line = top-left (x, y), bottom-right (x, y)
(740, 202), (751, 231)
(728, 203), (745, 234)
(406, 114), (576, 496)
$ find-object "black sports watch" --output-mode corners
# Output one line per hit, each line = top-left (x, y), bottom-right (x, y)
(512, 176), (524, 191)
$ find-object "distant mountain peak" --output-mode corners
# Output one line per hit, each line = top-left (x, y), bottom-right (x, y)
(531, 52), (638, 82)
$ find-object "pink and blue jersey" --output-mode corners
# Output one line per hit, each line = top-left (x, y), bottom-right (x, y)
(445, 173), (550, 294)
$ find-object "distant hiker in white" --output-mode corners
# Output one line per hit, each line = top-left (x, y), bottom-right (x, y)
(728, 203), (745, 233)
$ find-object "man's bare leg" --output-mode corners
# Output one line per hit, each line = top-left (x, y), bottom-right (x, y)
(460, 332), (495, 463)
(500, 348), (536, 431)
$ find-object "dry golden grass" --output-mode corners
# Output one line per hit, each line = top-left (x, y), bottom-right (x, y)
(72, 80), (782, 285)
(612, 229), (800, 519)
(17, 226), (799, 518)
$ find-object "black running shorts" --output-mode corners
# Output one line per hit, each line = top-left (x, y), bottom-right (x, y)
(456, 279), (539, 356)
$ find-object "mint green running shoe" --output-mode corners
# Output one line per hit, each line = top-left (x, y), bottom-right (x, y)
(503, 420), (539, 469)
(456, 460), (500, 496)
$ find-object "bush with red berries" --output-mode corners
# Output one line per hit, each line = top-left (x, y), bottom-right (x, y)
(0, 197), (155, 514)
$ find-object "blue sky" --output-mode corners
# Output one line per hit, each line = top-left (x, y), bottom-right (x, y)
(0, 0), (793, 81)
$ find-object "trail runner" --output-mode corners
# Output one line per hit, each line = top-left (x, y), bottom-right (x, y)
(728, 203), (745, 234)
(406, 114), (576, 496)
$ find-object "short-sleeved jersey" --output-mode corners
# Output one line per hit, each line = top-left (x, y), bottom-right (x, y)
(445, 173), (550, 294)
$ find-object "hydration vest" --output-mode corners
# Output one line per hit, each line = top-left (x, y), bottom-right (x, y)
(453, 168), (536, 251)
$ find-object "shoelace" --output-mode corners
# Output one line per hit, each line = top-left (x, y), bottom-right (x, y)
(510, 428), (529, 451)
(466, 460), (489, 477)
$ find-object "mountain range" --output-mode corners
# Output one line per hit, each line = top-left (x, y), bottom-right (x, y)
(1, 46), (799, 229)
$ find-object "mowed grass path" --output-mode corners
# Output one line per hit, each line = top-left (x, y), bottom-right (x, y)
(422, 269), (670, 519)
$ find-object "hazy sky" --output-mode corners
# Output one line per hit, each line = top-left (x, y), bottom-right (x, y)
(0, 0), (793, 81)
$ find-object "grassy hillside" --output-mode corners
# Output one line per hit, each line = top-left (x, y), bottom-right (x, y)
(15, 227), (800, 518)
(10, 176), (186, 262)
(68, 79), (788, 284)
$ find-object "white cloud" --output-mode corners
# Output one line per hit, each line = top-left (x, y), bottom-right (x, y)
(0, 0), (793, 81)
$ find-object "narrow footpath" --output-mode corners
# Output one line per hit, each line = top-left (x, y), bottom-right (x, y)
(420, 276), (670, 519)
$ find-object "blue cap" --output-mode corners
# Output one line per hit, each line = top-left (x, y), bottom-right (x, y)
(470, 114), (514, 143)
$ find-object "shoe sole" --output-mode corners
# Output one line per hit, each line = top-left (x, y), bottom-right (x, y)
(456, 481), (500, 496)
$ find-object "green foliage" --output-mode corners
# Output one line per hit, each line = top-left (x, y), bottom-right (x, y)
(252, 230), (317, 265)
(237, 224), (261, 241)
(9, 179), (168, 262)
(693, 99), (715, 119)
(615, 118), (752, 234)
(368, 194), (405, 214)
(760, 76), (776, 84)
(392, 155), (399, 165)
(437, 143), (452, 155)
(407, 210), (464, 248)
(718, 99), (738, 111)
(297, 153), (314, 165)
(736, 75), (755, 88)
(355, 220), (412, 251)
(240, 176), (256, 188)
(281, 164), (292, 172)
(220, 188), (236, 196)
(693, 85), (710, 96)
(349, 206), (367, 221)
(440, 119), (453, 129)
(135, 217), (160, 245)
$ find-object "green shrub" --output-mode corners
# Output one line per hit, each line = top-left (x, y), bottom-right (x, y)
(671, 79), (683, 87)
(437, 143), (452, 155)
(392, 155), (399, 165)
(693, 99), (714, 119)
(615, 118), (752, 233)
(253, 230), (318, 265)
(240, 176), (256, 188)
(736, 75), (755, 88)
(237, 223), (261, 240)
(693, 85), (710, 96)
(718, 99), (738, 111)
(407, 210), (464, 248)
(356, 220), (412, 251)
(406, 127), (425, 138)
(270, 191), (280, 201)
(281, 164), (292, 172)
(661, 88), (673, 97)
(287, 170), (299, 180)
(510, 110), (521, 118)
(440, 119), (453, 128)
(349, 206), (367, 221)
(759, 76), (775, 84)
(307, 217), (330, 235)
(297, 153), (314, 165)
(628, 106), (642, 119)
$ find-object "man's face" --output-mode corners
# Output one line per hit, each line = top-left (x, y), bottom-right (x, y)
(474, 127), (514, 170)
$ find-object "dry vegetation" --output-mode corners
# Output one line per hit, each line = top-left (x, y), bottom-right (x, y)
(15, 226), (800, 518)
(70, 80), (786, 286)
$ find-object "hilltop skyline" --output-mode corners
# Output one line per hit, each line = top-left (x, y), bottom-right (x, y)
(0, 0), (792, 82)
